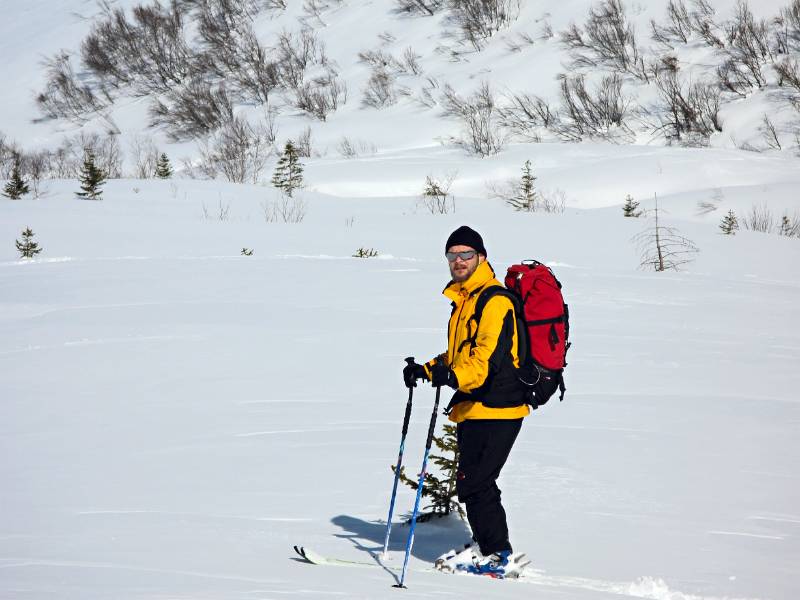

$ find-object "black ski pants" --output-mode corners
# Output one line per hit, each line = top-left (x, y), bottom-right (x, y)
(455, 418), (523, 556)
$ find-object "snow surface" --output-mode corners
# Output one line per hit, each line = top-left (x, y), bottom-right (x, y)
(2, 0), (800, 599)
(2, 166), (799, 600)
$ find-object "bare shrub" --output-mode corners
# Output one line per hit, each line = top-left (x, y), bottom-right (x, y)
(275, 28), (326, 90)
(395, 0), (444, 15)
(442, 82), (505, 155)
(202, 197), (231, 221)
(653, 70), (722, 144)
(85, 133), (124, 179)
(303, 0), (334, 26)
(261, 191), (307, 223)
(761, 114), (783, 150)
(498, 92), (557, 141)
(149, 79), (234, 140)
(555, 73), (633, 142)
(775, 0), (800, 53)
(128, 135), (160, 178)
(448, 0), (522, 50)
(296, 126), (313, 158)
(21, 151), (52, 199)
(539, 188), (567, 213)
(743, 203), (776, 232)
(337, 137), (377, 158)
(419, 172), (457, 214)
(197, 116), (274, 183)
(0, 133), (21, 179)
(632, 196), (699, 271)
(358, 48), (400, 71)
(292, 69), (347, 120)
(363, 66), (397, 108)
(560, 0), (648, 81)
(402, 47), (424, 75)
(505, 31), (536, 53)
(774, 58), (800, 94)
(651, 0), (692, 46)
(194, 0), (280, 104)
(716, 1), (771, 96)
(417, 76), (441, 108)
(80, 2), (192, 96)
(738, 205), (800, 236)
(36, 53), (110, 124)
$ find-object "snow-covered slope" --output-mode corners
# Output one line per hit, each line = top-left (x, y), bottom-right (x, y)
(2, 1), (800, 599)
(2, 161), (800, 599)
(2, 0), (800, 167)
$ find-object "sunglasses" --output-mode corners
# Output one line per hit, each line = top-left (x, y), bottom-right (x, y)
(446, 250), (477, 262)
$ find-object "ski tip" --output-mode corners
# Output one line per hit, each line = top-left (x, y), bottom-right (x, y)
(293, 545), (308, 560)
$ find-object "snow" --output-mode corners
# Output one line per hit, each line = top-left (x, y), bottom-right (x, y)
(2, 0), (800, 598)
(2, 170), (799, 600)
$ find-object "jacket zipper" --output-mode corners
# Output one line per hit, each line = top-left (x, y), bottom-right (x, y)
(450, 293), (468, 364)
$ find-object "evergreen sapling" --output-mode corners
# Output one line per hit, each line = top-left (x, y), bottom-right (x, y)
(15, 227), (42, 259)
(719, 209), (739, 235)
(155, 153), (173, 179)
(3, 157), (29, 199)
(507, 160), (537, 211)
(271, 141), (304, 197)
(623, 194), (641, 217)
(778, 215), (798, 237)
(76, 151), (106, 200)
(395, 424), (464, 521)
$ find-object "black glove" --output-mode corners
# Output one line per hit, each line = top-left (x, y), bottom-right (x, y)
(403, 359), (429, 388)
(429, 362), (458, 389)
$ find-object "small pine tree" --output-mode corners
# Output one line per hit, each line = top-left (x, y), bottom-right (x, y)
(719, 209), (739, 235)
(353, 247), (379, 258)
(622, 194), (641, 217)
(155, 153), (173, 179)
(395, 424), (464, 521)
(15, 227), (42, 258)
(76, 151), (106, 200)
(779, 215), (793, 237)
(507, 160), (537, 211)
(271, 141), (304, 197)
(3, 157), (30, 199)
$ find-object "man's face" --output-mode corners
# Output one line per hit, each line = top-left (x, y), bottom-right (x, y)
(447, 245), (482, 283)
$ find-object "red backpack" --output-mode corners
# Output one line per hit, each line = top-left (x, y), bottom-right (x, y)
(473, 260), (571, 408)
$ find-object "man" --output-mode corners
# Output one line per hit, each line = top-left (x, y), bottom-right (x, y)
(403, 225), (529, 576)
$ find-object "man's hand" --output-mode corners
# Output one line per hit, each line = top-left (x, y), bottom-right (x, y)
(403, 358), (429, 388)
(430, 362), (458, 389)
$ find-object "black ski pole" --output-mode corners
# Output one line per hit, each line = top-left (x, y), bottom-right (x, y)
(393, 383), (442, 589)
(382, 358), (416, 558)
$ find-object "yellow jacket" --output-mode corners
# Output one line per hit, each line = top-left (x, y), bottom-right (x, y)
(426, 261), (530, 423)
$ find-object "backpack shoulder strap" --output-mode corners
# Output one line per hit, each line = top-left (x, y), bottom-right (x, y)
(459, 286), (524, 355)
(473, 285), (519, 324)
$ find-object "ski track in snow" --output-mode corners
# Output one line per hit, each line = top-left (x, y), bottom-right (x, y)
(0, 335), (205, 356)
(76, 510), (313, 523)
(707, 531), (785, 541)
(234, 426), (373, 438)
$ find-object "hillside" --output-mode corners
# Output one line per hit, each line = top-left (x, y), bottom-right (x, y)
(2, 1), (800, 600)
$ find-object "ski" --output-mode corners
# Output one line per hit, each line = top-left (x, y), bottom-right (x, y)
(293, 545), (399, 570)
(294, 545), (532, 580)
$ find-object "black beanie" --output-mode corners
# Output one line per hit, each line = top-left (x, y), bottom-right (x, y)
(445, 225), (487, 257)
